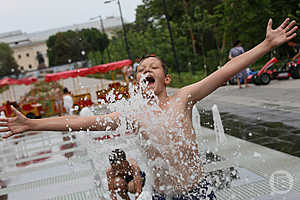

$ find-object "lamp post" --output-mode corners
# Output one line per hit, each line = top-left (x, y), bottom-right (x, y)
(104, 0), (132, 60)
(90, 15), (111, 62)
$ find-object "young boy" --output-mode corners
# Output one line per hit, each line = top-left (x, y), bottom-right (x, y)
(0, 18), (297, 199)
(106, 149), (146, 200)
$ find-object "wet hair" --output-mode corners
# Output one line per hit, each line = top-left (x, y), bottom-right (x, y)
(234, 40), (242, 47)
(138, 55), (168, 76)
(108, 149), (126, 165)
(63, 88), (69, 94)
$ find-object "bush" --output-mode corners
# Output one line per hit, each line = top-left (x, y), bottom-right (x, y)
(168, 70), (206, 88)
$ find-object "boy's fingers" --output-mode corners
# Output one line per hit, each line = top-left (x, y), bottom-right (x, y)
(0, 118), (8, 122)
(2, 132), (14, 139)
(284, 20), (296, 32)
(287, 33), (297, 41)
(11, 106), (21, 115)
(267, 18), (272, 32)
(286, 26), (298, 36)
(0, 128), (10, 133)
(279, 18), (290, 30)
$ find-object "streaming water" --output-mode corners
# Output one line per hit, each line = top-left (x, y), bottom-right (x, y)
(71, 75), (236, 199)
(212, 104), (227, 145)
(192, 105), (201, 133)
(0, 111), (5, 118)
(0, 112), (16, 173)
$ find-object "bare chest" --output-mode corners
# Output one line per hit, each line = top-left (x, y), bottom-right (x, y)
(138, 102), (193, 144)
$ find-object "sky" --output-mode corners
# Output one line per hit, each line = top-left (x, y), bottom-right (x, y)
(0, 0), (143, 34)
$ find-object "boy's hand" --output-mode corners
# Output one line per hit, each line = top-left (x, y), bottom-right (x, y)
(0, 106), (31, 139)
(265, 18), (298, 49)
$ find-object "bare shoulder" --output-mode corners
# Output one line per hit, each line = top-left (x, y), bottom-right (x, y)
(169, 87), (193, 106)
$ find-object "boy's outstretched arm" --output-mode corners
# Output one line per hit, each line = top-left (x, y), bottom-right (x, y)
(0, 106), (120, 138)
(180, 18), (297, 103)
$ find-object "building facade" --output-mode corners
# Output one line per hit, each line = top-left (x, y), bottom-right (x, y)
(0, 16), (122, 72)
(12, 41), (48, 72)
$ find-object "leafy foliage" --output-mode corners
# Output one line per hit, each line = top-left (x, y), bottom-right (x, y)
(46, 29), (109, 66)
(0, 43), (20, 78)
(44, 0), (300, 82)
(106, 0), (300, 77)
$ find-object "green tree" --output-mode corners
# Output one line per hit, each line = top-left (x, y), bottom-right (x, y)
(0, 43), (20, 78)
(94, 0), (300, 78)
(47, 29), (109, 66)
(46, 35), (57, 66)
(80, 28), (109, 64)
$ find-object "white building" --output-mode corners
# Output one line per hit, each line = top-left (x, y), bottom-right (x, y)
(0, 17), (122, 72)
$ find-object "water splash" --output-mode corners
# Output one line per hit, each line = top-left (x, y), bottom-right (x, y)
(0, 111), (7, 138)
(71, 75), (234, 197)
(79, 107), (94, 117)
(83, 75), (201, 195)
(192, 105), (201, 134)
(0, 112), (16, 172)
(0, 111), (5, 118)
(212, 104), (227, 145)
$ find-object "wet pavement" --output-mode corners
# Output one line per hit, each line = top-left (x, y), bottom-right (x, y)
(196, 79), (300, 129)
(199, 110), (300, 157)
(192, 79), (300, 158)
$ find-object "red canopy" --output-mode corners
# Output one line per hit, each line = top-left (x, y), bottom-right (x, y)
(44, 59), (132, 82)
(44, 68), (91, 82)
(0, 77), (15, 86)
(90, 59), (132, 73)
(78, 68), (94, 77)
(0, 77), (37, 87)
(18, 77), (37, 85)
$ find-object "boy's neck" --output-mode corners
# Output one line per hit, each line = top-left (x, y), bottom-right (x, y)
(157, 90), (169, 107)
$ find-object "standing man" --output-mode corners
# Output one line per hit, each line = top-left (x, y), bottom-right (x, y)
(229, 40), (248, 88)
(52, 87), (64, 116)
(106, 149), (146, 200)
(63, 88), (73, 116)
(133, 57), (140, 74)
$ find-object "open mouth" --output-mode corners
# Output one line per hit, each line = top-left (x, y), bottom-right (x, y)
(145, 76), (155, 86)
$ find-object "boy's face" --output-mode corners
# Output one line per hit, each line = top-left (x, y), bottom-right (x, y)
(136, 57), (170, 95)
